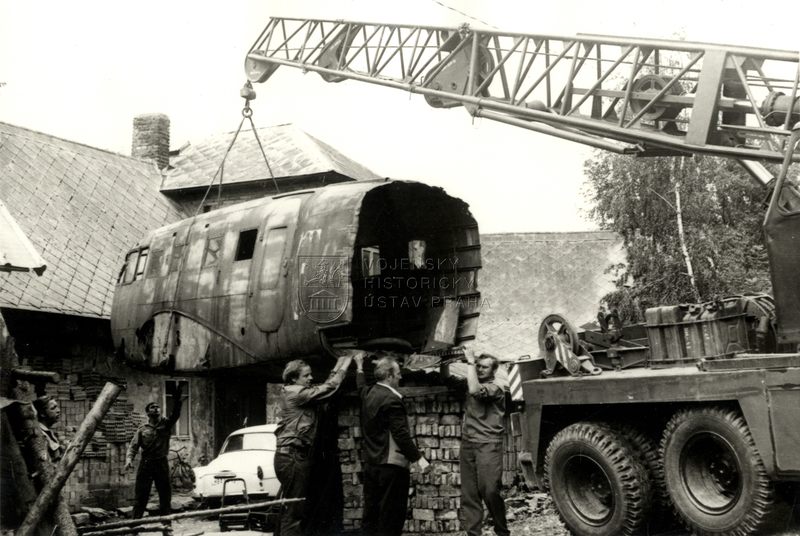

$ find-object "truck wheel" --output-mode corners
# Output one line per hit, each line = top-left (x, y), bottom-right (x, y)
(616, 424), (677, 530)
(661, 406), (778, 536)
(545, 422), (651, 536)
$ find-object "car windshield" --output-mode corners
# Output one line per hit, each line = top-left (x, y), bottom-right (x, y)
(221, 432), (276, 454)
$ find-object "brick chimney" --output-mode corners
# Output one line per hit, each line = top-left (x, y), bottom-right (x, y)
(131, 113), (170, 169)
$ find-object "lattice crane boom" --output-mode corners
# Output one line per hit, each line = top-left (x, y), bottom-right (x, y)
(245, 17), (800, 164)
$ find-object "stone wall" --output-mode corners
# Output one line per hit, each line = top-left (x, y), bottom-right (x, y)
(336, 388), (521, 535)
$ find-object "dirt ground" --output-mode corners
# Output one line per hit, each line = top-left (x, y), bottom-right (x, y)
(163, 493), (571, 536)
(158, 503), (571, 536)
(87, 490), (800, 536)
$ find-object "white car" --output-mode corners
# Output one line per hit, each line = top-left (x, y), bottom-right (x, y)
(193, 424), (280, 504)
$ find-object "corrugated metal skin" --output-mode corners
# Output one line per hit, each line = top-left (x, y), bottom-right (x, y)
(111, 180), (480, 374)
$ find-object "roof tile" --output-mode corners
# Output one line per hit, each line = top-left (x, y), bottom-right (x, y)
(161, 124), (381, 191)
(0, 122), (186, 317)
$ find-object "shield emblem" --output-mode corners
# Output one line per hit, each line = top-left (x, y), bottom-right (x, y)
(297, 255), (350, 323)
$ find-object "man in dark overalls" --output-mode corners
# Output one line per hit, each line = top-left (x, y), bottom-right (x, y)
(125, 383), (184, 518)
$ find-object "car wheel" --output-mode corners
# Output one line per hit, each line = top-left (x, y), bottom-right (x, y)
(545, 422), (651, 536)
(661, 406), (780, 535)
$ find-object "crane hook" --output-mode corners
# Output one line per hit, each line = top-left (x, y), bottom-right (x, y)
(240, 81), (256, 118)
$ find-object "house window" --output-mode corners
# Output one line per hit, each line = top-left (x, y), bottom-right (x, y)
(261, 227), (288, 289)
(164, 379), (190, 437)
(235, 229), (258, 261)
(361, 246), (381, 277)
(134, 248), (149, 280)
(203, 236), (223, 267)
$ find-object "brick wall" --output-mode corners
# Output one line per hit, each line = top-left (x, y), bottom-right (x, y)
(3, 310), (214, 511)
(132, 113), (170, 170)
(336, 389), (521, 535)
(26, 353), (146, 509)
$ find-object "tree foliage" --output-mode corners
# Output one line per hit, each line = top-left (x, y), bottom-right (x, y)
(584, 153), (772, 322)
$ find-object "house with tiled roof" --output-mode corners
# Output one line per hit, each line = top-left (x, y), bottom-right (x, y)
(146, 115), (381, 214)
(0, 121), (185, 318)
(0, 120), (206, 513)
(0, 115), (381, 513)
(163, 123), (380, 191)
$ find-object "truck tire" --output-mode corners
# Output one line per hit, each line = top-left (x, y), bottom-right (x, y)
(544, 422), (652, 536)
(617, 425), (672, 504)
(661, 406), (779, 535)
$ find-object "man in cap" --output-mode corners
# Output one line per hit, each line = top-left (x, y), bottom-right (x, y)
(125, 382), (185, 519)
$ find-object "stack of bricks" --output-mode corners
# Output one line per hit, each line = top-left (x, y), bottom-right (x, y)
(24, 353), (138, 509)
(337, 387), (521, 535)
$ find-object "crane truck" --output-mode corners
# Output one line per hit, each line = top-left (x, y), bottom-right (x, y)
(239, 17), (800, 536)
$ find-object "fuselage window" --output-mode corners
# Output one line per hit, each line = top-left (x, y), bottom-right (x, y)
(133, 248), (149, 281)
(235, 229), (258, 261)
(361, 246), (381, 277)
(169, 244), (184, 273)
(261, 227), (288, 289)
(120, 250), (137, 284)
(203, 236), (224, 267)
(408, 240), (426, 269)
(146, 249), (165, 278)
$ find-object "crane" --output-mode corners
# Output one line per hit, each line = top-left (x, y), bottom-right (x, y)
(245, 18), (799, 163)
(243, 17), (800, 536)
(244, 17), (800, 344)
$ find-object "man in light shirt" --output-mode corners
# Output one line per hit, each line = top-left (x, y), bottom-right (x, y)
(273, 354), (354, 536)
(441, 351), (509, 536)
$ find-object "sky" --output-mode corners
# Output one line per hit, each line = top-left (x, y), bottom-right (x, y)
(1, 0), (798, 233)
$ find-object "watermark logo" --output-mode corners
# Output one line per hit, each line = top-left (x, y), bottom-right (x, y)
(298, 255), (350, 323)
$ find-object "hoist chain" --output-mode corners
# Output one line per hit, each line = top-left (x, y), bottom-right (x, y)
(162, 82), (279, 359)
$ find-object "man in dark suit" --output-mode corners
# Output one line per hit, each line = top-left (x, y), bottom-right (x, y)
(356, 355), (429, 536)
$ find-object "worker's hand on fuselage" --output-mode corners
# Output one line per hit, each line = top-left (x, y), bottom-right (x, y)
(334, 353), (354, 373)
(124, 461), (133, 472)
(352, 350), (368, 370)
(465, 348), (476, 365)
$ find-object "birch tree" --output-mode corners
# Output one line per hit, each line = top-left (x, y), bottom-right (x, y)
(583, 152), (771, 322)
